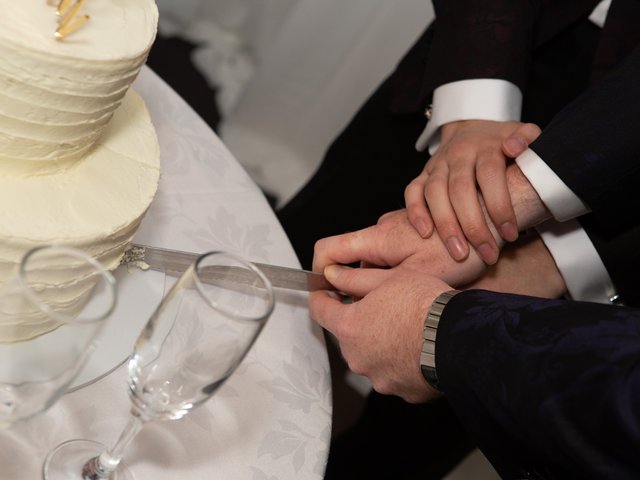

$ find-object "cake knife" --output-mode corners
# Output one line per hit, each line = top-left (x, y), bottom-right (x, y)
(122, 243), (337, 292)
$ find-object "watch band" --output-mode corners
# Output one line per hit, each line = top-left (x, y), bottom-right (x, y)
(420, 290), (460, 390)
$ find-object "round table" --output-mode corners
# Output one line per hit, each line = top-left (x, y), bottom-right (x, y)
(0, 66), (332, 479)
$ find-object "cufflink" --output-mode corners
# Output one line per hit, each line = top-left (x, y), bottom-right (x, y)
(424, 104), (433, 120)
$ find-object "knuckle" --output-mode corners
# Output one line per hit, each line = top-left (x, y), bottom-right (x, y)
(487, 199), (514, 220)
(423, 175), (445, 197)
(377, 211), (395, 224)
(312, 240), (327, 266)
(476, 166), (505, 186)
(462, 221), (489, 243)
(346, 358), (367, 377)
(431, 211), (458, 235)
(404, 180), (421, 198)
(313, 237), (327, 254)
(445, 141), (470, 160)
(372, 383), (391, 396)
(405, 204), (424, 224)
(370, 378), (397, 397)
(476, 151), (506, 170)
(313, 238), (332, 258)
(448, 177), (473, 198)
(331, 321), (349, 341)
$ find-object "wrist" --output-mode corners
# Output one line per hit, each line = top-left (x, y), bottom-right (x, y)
(506, 163), (552, 229)
(420, 290), (461, 391)
(440, 119), (466, 141)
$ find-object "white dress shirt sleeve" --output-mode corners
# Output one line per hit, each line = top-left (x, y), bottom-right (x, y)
(589, 0), (611, 27)
(536, 220), (618, 303)
(515, 149), (616, 304)
(410, 0), (614, 303)
(411, 76), (616, 304)
(515, 148), (590, 220)
(415, 79), (522, 154)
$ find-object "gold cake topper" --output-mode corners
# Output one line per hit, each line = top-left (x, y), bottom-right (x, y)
(47, 0), (90, 40)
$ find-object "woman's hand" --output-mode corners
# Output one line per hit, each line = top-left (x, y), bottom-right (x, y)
(405, 120), (541, 264)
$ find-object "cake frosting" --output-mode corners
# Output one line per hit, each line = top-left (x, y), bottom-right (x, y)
(0, 0), (161, 341)
(0, 0), (158, 171)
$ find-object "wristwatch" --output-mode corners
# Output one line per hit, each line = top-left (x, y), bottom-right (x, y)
(420, 290), (460, 390)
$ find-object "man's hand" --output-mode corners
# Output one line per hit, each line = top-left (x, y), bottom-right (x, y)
(313, 164), (552, 288)
(309, 266), (450, 403)
(313, 209), (487, 288)
(405, 120), (541, 264)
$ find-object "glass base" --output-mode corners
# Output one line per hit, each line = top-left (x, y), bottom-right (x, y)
(43, 439), (134, 480)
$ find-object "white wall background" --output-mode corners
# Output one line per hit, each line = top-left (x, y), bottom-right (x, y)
(155, 0), (434, 206)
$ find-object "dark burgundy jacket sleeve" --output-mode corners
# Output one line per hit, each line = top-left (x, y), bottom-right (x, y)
(421, 0), (600, 95)
(436, 289), (640, 479)
(390, 0), (601, 112)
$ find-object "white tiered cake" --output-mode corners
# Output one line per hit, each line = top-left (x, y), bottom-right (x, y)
(0, 0), (161, 340)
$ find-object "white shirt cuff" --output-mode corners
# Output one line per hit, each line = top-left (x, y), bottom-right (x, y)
(589, 0), (611, 27)
(415, 79), (522, 153)
(537, 219), (617, 304)
(516, 148), (590, 221)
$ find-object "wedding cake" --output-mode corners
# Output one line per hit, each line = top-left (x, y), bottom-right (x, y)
(0, 0), (161, 340)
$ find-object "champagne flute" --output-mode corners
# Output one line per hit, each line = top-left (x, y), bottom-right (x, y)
(0, 244), (117, 428)
(43, 250), (275, 480)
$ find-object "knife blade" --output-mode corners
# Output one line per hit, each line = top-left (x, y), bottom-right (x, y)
(122, 243), (337, 292)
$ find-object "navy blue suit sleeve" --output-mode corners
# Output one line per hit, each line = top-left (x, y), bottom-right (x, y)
(530, 45), (640, 235)
(579, 215), (640, 307)
(437, 290), (640, 479)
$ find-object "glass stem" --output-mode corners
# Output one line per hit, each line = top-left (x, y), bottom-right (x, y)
(82, 411), (147, 479)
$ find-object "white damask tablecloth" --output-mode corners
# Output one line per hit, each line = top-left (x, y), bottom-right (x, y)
(0, 66), (332, 479)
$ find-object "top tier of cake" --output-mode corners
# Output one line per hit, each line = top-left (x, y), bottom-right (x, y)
(0, 0), (158, 172)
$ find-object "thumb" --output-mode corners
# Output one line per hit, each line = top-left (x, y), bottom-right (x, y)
(324, 265), (392, 298)
(502, 135), (529, 158)
(502, 122), (542, 158)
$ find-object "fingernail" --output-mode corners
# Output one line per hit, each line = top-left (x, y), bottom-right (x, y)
(446, 236), (466, 261)
(504, 137), (527, 156)
(500, 222), (519, 242)
(477, 243), (498, 265)
(414, 218), (430, 238)
(324, 264), (349, 281)
(324, 265), (339, 280)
